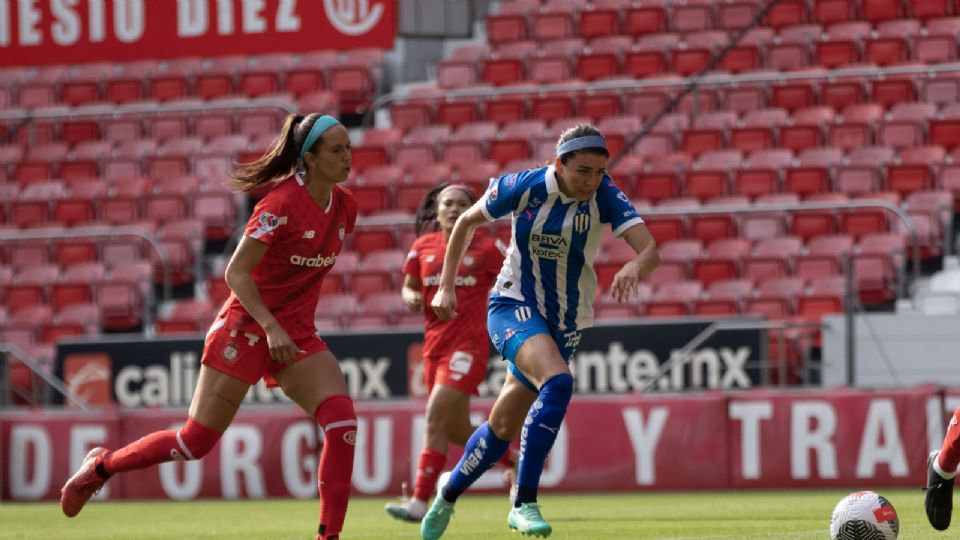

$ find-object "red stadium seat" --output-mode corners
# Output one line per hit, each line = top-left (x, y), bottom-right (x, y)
(51, 263), (105, 310)
(97, 282), (143, 331)
(105, 61), (153, 104)
(328, 62), (377, 114)
(623, 4), (666, 35)
(642, 281), (703, 317)
(692, 238), (750, 286)
(684, 150), (741, 201)
(784, 147), (841, 196)
(766, 0), (807, 28)
(731, 109), (788, 155)
(531, 9), (574, 41)
(486, 12), (529, 45)
(670, 0), (715, 32)
(192, 190), (238, 241)
(581, 5), (620, 38)
(733, 149), (792, 199)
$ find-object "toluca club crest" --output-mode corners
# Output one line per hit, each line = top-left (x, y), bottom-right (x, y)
(222, 343), (238, 362)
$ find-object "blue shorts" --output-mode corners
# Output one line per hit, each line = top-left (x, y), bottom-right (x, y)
(487, 297), (582, 392)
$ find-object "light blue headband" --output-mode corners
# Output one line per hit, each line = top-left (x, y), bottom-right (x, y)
(556, 135), (607, 157)
(300, 115), (342, 160)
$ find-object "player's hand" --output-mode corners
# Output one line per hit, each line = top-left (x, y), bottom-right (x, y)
(264, 322), (305, 365)
(431, 287), (458, 320)
(611, 260), (643, 304)
(402, 288), (423, 312)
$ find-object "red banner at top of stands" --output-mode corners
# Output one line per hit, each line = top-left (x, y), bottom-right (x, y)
(0, 0), (396, 66)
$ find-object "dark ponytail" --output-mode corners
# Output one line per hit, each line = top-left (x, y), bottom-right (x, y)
(414, 182), (478, 236)
(230, 113), (324, 192)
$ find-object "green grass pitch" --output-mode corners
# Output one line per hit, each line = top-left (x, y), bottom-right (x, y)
(0, 489), (936, 539)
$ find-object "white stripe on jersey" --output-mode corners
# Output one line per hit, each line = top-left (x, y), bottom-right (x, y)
(576, 198), (604, 328)
(529, 192), (553, 319)
(555, 202), (579, 330)
(494, 188), (530, 302)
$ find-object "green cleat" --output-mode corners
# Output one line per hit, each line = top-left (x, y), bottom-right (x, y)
(420, 495), (455, 540)
(508, 502), (553, 537)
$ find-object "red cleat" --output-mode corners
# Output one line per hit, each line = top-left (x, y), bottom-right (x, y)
(60, 447), (110, 517)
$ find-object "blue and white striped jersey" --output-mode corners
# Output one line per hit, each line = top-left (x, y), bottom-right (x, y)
(480, 165), (644, 330)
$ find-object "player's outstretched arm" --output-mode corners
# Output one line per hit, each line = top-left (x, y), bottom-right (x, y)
(431, 203), (488, 320)
(611, 223), (660, 304)
(224, 236), (305, 364)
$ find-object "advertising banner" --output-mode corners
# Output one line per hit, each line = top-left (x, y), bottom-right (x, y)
(0, 0), (397, 67)
(0, 388), (935, 501)
(54, 321), (765, 407)
(728, 388), (932, 489)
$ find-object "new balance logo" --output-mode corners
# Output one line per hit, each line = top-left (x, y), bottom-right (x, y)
(514, 306), (532, 322)
(537, 423), (559, 435)
(302, 230), (316, 239)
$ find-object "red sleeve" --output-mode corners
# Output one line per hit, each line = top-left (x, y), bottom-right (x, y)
(402, 236), (424, 277)
(244, 193), (287, 246)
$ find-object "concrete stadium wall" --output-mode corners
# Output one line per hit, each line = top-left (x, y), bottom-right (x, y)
(822, 314), (960, 388)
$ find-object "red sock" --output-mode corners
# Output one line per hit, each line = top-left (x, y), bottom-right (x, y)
(939, 407), (960, 473)
(315, 396), (357, 538)
(498, 449), (517, 470)
(413, 447), (446, 501)
(103, 418), (221, 475)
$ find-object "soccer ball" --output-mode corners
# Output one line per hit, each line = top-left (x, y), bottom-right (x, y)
(829, 491), (899, 540)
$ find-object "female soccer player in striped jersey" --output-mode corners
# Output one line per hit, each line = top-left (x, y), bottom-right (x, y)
(385, 183), (517, 523)
(60, 114), (358, 540)
(421, 124), (660, 539)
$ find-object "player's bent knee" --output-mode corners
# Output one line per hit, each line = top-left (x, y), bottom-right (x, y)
(542, 373), (573, 398)
(177, 418), (222, 460)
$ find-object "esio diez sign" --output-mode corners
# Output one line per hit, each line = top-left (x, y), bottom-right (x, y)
(0, 0), (396, 66)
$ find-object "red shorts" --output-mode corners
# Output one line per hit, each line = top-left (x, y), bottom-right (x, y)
(423, 348), (489, 396)
(201, 318), (329, 387)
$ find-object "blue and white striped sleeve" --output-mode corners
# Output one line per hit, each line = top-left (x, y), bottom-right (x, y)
(597, 177), (644, 237)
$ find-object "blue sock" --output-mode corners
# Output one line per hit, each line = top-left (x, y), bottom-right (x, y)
(516, 373), (573, 507)
(441, 422), (509, 503)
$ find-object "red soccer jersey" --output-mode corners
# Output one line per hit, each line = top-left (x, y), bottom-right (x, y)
(217, 176), (357, 337)
(403, 229), (504, 359)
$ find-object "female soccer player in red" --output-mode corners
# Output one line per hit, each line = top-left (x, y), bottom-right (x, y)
(60, 114), (358, 540)
(384, 183), (517, 523)
(927, 408), (960, 531)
